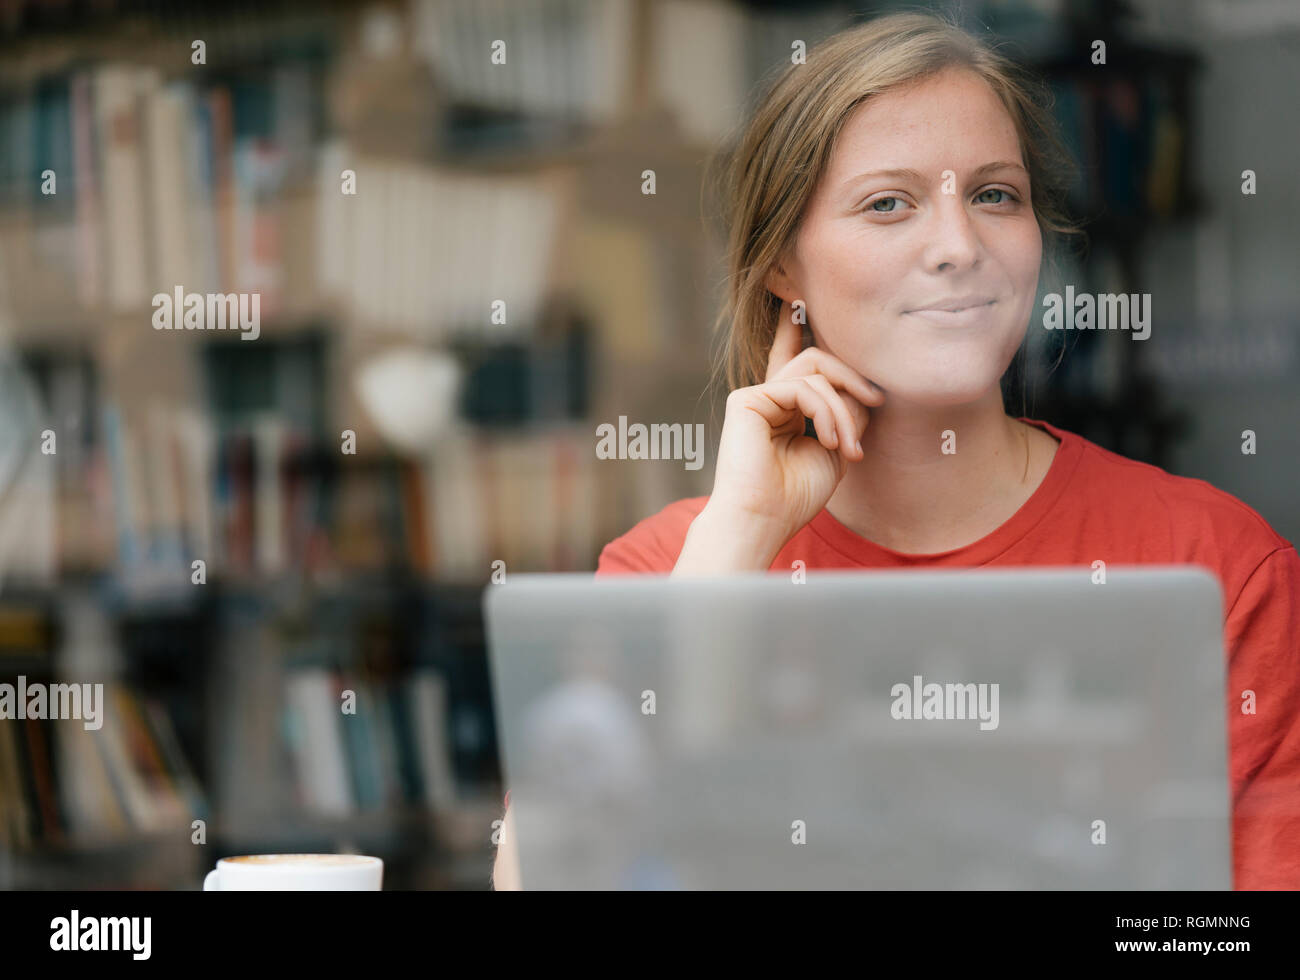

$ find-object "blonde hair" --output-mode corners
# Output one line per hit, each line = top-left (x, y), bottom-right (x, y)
(704, 10), (1085, 394)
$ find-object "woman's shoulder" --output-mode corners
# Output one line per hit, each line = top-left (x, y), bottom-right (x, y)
(1054, 426), (1295, 614)
(595, 496), (710, 575)
(1066, 427), (1291, 553)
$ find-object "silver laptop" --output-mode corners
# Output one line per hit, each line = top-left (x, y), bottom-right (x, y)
(484, 567), (1231, 889)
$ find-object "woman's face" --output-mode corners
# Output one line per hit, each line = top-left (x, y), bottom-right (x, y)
(769, 68), (1042, 406)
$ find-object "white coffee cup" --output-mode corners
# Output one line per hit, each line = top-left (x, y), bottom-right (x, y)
(202, 854), (383, 891)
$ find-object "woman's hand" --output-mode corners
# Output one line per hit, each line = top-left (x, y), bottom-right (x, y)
(674, 302), (884, 574)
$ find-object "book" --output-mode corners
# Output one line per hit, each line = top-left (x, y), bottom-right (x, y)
(284, 668), (354, 817)
(23, 716), (65, 843)
(409, 669), (457, 809)
(53, 714), (129, 840)
(95, 65), (153, 311)
(251, 415), (288, 574)
(114, 688), (188, 828)
(141, 697), (207, 822)
(0, 717), (33, 848)
(233, 138), (287, 309)
(145, 82), (197, 301)
(93, 685), (164, 831)
(207, 86), (237, 293)
(70, 71), (104, 308)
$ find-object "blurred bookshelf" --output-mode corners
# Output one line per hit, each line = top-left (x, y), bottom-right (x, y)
(993, 0), (1205, 468)
(0, 0), (711, 890)
(0, 0), (1208, 888)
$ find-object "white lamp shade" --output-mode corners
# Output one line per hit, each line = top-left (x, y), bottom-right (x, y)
(354, 348), (462, 455)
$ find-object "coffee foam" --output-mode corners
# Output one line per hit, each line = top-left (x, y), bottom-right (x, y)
(224, 854), (376, 867)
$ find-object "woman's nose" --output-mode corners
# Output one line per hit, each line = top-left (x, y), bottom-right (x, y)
(923, 198), (982, 272)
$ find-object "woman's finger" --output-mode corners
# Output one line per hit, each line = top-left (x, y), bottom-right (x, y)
(764, 301), (805, 382)
(769, 345), (884, 408)
(738, 379), (840, 450)
(802, 373), (863, 459)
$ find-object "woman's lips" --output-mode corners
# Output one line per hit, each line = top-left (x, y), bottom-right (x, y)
(905, 300), (996, 325)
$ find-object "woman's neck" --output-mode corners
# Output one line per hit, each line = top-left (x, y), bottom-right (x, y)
(825, 393), (1058, 555)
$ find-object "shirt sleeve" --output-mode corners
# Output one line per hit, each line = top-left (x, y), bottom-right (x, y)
(1224, 544), (1300, 889)
(596, 533), (671, 575)
(595, 499), (704, 576)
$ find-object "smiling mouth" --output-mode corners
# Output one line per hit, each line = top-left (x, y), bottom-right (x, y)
(907, 300), (995, 314)
(904, 300), (997, 326)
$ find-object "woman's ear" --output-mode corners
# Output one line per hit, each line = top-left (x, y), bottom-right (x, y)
(764, 261), (796, 304)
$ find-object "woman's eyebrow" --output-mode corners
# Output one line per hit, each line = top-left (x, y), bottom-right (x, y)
(841, 161), (1028, 188)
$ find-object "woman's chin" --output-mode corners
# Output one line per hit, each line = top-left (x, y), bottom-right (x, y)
(872, 377), (1003, 409)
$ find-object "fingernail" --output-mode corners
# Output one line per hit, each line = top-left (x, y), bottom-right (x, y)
(855, 439), (862, 454)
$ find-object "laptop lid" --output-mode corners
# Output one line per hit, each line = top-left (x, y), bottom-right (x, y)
(485, 567), (1231, 889)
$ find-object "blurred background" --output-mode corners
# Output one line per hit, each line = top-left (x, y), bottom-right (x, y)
(0, 0), (1296, 889)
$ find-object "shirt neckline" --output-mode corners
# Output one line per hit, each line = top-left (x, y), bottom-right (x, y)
(805, 417), (1083, 566)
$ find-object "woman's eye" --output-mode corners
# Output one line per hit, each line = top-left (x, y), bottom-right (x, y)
(860, 189), (1017, 215)
(866, 197), (902, 213)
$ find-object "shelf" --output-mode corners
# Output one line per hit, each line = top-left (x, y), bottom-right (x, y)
(1, 831), (201, 890)
(7, 826), (194, 859)
(210, 796), (502, 855)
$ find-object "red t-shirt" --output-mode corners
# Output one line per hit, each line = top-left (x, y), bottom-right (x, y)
(594, 417), (1300, 890)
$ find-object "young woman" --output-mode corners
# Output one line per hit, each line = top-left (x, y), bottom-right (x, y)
(493, 12), (1300, 891)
